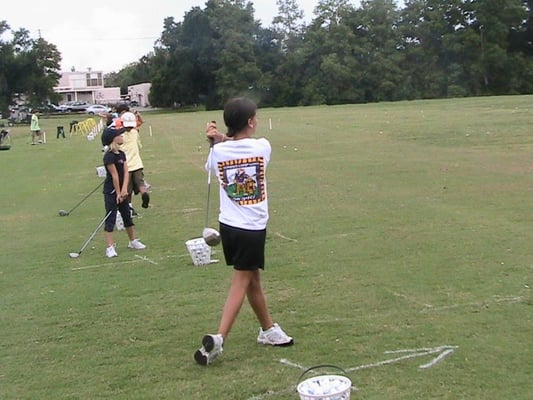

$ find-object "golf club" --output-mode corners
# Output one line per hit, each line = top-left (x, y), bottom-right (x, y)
(202, 126), (221, 247)
(69, 210), (113, 258)
(59, 180), (104, 216)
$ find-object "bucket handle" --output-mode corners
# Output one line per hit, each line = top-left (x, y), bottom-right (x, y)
(298, 364), (347, 384)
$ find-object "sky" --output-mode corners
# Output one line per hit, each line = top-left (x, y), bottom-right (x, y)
(2, 0), (325, 73)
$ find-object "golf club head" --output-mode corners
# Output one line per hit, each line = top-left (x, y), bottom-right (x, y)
(59, 210), (69, 216)
(202, 227), (221, 247)
(69, 252), (80, 258)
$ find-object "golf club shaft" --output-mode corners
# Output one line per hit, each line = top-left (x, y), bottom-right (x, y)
(205, 144), (214, 228)
(77, 210), (113, 255)
(67, 180), (104, 214)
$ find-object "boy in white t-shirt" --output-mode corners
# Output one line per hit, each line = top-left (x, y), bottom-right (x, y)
(194, 97), (294, 366)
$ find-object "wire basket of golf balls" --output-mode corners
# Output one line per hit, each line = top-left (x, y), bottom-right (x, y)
(296, 365), (352, 400)
(185, 238), (211, 266)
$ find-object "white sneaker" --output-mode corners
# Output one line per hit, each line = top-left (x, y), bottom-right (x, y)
(194, 334), (223, 365)
(128, 239), (146, 250)
(106, 244), (118, 258)
(257, 323), (294, 346)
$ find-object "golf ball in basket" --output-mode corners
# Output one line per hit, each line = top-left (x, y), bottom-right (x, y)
(299, 376), (349, 399)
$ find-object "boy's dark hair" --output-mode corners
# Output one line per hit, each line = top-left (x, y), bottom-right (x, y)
(223, 97), (257, 137)
(116, 103), (130, 114)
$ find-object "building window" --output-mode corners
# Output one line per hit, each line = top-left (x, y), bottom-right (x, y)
(86, 72), (103, 87)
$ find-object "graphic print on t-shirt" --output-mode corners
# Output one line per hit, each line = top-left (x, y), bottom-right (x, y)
(218, 156), (266, 205)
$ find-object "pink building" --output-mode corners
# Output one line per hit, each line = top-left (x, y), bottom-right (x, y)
(54, 70), (151, 107)
(54, 70), (121, 105)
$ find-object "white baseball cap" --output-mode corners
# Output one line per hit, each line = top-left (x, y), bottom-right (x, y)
(121, 111), (137, 128)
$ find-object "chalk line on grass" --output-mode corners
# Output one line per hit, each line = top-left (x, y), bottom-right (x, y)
(279, 345), (458, 375)
(71, 259), (142, 271)
(347, 345), (458, 372)
(280, 358), (306, 370)
(419, 348), (456, 369)
(274, 232), (298, 242)
(389, 290), (434, 309)
(134, 254), (159, 265)
(420, 295), (523, 313)
(181, 207), (201, 214)
(257, 345), (457, 400)
(71, 254), (161, 271)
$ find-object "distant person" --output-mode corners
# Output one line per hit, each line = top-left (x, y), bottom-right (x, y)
(134, 110), (144, 130)
(120, 111), (150, 210)
(101, 126), (146, 258)
(193, 97), (294, 366)
(116, 103), (129, 116)
(30, 109), (42, 145)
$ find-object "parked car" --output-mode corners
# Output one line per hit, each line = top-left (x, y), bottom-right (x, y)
(86, 104), (111, 115)
(43, 104), (63, 113)
(58, 101), (91, 112)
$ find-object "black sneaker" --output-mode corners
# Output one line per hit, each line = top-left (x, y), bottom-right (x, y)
(194, 334), (223, 365)
(141, 192), (150, 208)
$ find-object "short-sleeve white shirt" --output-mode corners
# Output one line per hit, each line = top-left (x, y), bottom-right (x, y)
(207, 138), (271, 230)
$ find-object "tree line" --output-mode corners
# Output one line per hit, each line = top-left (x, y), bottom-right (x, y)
(0, 21), (61, 115)
(115, 0), (533, 109)
(2, 0), (532, 113)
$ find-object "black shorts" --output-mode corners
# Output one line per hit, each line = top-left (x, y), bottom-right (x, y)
(103, 193), (134, 232)
(220, 222), (266, 271)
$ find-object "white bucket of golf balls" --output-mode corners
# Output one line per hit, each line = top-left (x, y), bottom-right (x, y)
(296, 365), (352, 400)
(185, 238), (211, 266)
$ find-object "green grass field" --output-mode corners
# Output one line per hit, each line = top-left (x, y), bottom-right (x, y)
(1, 96), (531, 399)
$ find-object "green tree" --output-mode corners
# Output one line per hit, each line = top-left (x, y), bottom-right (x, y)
(105, 55), (153, 96)
(272, 0), (305, 50)
(354, 0), (403, 102)
(26, 37), (62, 106)
(142, 0), (533, 109)
(467, 0), (528, 94)
(204, 0), (263, 108)
(0, 22), (61, 114)
(0, 21), (14, 113)
(290, 0), (358, 105)
(397, 0), (467, 98)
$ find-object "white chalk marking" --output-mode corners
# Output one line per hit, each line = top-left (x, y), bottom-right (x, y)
(419, 348), (456, 369)
(279, 345), (457, 376)
(280, 358), (306, 370)
(421, 296), (523, 313)
(181, 207), (202, 214)
(134, 254), (159, 265)
(71, 259), (141, 270)
(274, 232), (298, 242)
(348, 345), (457, 372)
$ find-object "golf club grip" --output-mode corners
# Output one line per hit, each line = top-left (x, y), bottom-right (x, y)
(206, 145), (213, 185)
(205, 146), (214, 227)
(78, 210), (113, 254)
